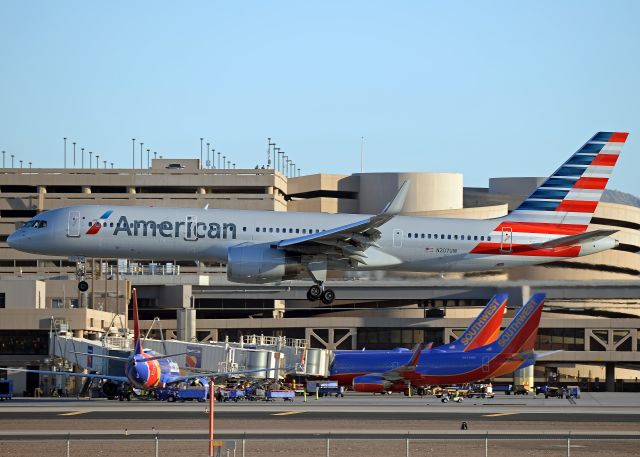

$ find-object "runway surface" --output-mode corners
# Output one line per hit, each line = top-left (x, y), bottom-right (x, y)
(2, 391), (640, 437)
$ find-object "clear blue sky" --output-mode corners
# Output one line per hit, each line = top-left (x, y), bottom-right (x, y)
(1, 1), (638, 194)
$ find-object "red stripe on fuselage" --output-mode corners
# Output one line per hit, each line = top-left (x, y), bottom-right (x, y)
(494, 222), (587, 235)
(470, 243), (581, 257)
(573, 177), (608, 190)
(556, 200), (598, 213)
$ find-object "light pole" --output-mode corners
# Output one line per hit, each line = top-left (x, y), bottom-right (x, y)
(222, 155), (226, 169)
(283, 155), (288, 176)
(227, 160), (231, 169)
(146, 149), (150, 168)
(72, 142), (76, 167)
(81, 148), (85, 168)
(19, 160), (23, 168)
(140, 142), (143, 169)
(217, 151), (221, 169)
(103, 160), (107, 169)
(11, 154), (14, 167)
(274, 147), (279, 170)
(232, 163), (236, 169)
(111, 162), (114, 168)
(131, 138), (135, 169)
(211, 149), (215, 168)
(63, 137), (67, 168)
(297, 167), (300, 177)
(29, 161), (32, 169)
(154, 151), (157, 160)
(89, 151), (93, 168)
(206, 142), (210, 169)
(1, 151), (5, 168)
(96, 155), (100, 168)
(278, 150), (284, 174)
(200, 138), (203, 169)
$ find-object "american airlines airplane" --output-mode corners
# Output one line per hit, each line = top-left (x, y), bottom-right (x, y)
(7, 132), (627, 304)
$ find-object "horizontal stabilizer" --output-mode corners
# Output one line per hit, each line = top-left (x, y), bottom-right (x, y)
(534, 229), (618, 249)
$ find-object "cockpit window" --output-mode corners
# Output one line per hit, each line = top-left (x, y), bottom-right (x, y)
(23, 220), (47, 228)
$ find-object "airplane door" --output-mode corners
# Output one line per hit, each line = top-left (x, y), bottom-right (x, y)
(185, 215), (198, 241)
(67, 211), (81, 237)
(500, 227), (512, 253)
(482, 356), (490, 374)
(393, 229), (403, 248)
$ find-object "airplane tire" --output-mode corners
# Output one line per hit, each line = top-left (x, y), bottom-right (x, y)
(320, 289), (335, 305)
(307, 285), (322, 301)
(78, 281), (89, 292)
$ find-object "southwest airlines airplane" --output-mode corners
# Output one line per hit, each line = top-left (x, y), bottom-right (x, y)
(7, 132), (627, 304)
(330, 294), (547, 392)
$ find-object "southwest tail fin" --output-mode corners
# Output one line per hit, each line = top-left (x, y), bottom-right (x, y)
(486, 293), (545, 356)
(132, 288), (142, 356)
(442, 293), (508, 352)
(505, 132), (628, 229)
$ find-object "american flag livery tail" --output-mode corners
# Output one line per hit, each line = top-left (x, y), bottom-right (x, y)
(506, 132), (628, 228)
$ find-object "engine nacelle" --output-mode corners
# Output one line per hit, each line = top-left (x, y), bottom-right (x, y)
(102, 381), (121, 399)
(227, 243), (302, 283)
(352, 374), (391, 393)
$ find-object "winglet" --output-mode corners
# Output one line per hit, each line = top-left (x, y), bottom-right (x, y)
(381, 181), (410, 215)
(132, 288), (142, 356)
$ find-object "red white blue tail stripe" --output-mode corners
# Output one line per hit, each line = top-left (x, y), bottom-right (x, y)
(506, 132), (627, 226)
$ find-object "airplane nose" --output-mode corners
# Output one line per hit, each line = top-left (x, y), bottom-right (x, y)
(6, 232), (18, 249)
(7, 231), (26, 251)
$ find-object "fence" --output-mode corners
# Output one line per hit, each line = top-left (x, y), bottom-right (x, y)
(3, 433), (640, 457)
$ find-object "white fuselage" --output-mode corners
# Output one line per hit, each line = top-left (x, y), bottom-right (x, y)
(7, 205), (615, 276)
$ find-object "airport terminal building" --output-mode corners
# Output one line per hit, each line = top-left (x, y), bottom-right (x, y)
(0, 159), (638, 394)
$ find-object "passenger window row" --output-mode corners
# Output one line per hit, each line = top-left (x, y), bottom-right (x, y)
(407, 232), (492, 242)
(255, 227), (322, 235)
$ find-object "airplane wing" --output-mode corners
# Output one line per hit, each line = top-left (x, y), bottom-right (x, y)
(276, 181), (410, 264)
(166, 366), (290, 384)
(533, 229), (618, 249)
(4, 368), (128, 383)
(379, 343), (424, 382)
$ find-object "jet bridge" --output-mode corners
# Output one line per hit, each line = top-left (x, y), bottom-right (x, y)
(48, 327), (330, 379)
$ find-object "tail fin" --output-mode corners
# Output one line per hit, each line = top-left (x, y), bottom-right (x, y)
(505, 132), (628, 230)
(406, 343), (424, 367)
(444, 293), (508, 352)
(132, 288), (142, 356)
(487, 293), (545, 355)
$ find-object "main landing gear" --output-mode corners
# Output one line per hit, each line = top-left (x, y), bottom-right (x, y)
(74, 258), (89, 292)
(307, 283), (335, 305)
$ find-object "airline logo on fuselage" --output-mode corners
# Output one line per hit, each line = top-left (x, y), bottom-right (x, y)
(112, 215), (237, 240)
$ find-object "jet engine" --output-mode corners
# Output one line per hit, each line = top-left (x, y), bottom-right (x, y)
(101, 381), (121, 399)
(352, 374), (392, 393)
(227, 243), (303, 283)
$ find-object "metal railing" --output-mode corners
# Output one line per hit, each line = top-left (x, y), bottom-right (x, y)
(5, 432), (640, 457)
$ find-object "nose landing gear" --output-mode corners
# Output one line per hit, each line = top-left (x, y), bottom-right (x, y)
(74, 257), (89, 292)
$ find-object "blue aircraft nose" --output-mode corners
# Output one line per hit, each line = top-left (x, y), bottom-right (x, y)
(6, 231), (23, 250)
